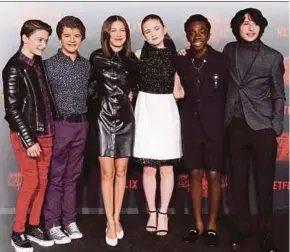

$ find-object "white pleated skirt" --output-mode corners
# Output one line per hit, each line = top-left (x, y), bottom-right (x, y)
(133, 91), (182, 164)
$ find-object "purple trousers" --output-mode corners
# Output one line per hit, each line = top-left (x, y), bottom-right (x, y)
(44, 120), (88, 229)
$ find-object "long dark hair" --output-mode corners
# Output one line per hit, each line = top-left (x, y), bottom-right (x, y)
(101, 15), (132, 57)
(141, 14), (176, 51)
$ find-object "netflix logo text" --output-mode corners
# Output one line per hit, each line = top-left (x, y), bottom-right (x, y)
(177, 173), (228, 197)
(8, 172), (22, 190)
(277, 27), (289, 38)
(126, 179), (138, 190)
(273, 181), (289, 190)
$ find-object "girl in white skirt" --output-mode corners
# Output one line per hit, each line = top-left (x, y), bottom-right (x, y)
(133, 14), (184, 236)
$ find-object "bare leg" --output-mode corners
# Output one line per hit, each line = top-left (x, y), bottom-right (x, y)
(157, 165), (174, 236)
(114, 158), (128, 233)
(190, 169), (204, 233)
(99, 157), (116, 239)
(143, 166), (157, 232)
(206, 171), (221, 231)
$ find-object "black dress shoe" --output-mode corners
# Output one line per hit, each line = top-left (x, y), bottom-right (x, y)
(231, 229), (252, 250)
(204, 229), (219, 247)
(231, 231), (243, 249)
(259, 236), (278, 252)
(182, 228), (201, 243)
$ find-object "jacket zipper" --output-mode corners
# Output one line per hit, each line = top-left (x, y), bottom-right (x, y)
(22, 98), (27, 113)
(24, 68), (40, 130)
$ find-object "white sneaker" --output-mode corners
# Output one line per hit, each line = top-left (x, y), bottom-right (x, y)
(64, 222), (83, 240)
(48, 226), (71, 245)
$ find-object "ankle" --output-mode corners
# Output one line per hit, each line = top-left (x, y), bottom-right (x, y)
(158, 209), (168, 215)
(107, 220), (115, 227)
(147, 207), (157, 213)
(195, 221), (204, 232)
(207, 222), (217, 231)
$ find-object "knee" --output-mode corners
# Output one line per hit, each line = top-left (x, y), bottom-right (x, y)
(207, 171), (221, 183)
(160, 168), (174, 177)
(38, 178), (48, 190)
(101, 169), (115, 181)
(22, 177), (38, 192)
(115, 169), (127, 179)
(191, 170), (203, 181)
(143, 167), (156, 177)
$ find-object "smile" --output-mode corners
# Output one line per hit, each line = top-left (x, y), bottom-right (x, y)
(194, 41), (203, 46)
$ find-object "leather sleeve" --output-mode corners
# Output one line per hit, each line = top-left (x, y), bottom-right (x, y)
(270, 52), (285, 136)
(3, 65), (37, 148)
(88, 54), (99, 100)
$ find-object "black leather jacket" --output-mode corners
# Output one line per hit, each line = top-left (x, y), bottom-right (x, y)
(2, 51), (58, 148)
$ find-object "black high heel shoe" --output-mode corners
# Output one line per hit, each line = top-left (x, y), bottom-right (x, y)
(145, 210), (157, 234)
(156, 211), (169, 237)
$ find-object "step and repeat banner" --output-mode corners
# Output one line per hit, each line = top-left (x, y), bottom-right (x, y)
(0, 2), (288, 214)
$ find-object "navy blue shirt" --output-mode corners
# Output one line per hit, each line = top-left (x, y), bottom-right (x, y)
(44, 49), (90, 116)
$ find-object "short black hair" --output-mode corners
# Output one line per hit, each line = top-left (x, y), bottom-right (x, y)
(230, 8), (268, 41)
(184, 14), (211, 33)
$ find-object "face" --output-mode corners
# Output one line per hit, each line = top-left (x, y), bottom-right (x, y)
(109, 20), (127, 51)
(239, 13), (260, 42)
(22, 29), (50, 57)
(60, 27), (82, 55)
(186, 21), (210, 55)
(142, 19), (166, 48)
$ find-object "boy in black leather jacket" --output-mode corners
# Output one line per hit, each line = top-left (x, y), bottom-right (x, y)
(2, 19), (57, 252)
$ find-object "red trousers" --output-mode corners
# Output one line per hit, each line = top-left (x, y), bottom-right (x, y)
(10, 133), (53, 232)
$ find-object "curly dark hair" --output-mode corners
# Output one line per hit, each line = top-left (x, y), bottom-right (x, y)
(230, 8), (268, 41)
(56, 16), (86, 40)
(184, 14), (211, 33)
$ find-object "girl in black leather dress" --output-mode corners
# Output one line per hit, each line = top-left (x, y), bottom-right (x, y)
(88, 15), (139, 247)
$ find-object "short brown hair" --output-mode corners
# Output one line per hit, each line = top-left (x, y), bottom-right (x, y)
(101, 15), (132, 57)
(20, 19), (52, 49)
(56, 16), (86, 40)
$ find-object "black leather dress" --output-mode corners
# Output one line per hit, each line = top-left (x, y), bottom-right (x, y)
(88, 48), (139, 157)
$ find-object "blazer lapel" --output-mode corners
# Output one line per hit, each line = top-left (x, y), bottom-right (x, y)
(231, 44), (242, 86)
(238, 42), (262, 86)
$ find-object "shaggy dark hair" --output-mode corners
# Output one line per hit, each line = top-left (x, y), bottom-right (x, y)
(230, 8), (268, 41)
(56, 16), (86, 40)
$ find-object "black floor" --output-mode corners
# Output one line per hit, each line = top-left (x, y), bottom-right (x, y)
(0, 213), (288, 252)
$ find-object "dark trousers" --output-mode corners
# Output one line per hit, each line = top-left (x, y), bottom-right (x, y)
(44, 120), (88, 229)
(228, 118), (277, 235)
